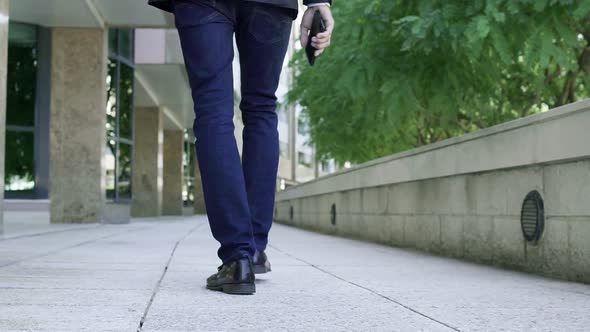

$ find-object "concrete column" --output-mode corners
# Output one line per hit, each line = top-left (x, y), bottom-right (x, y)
(0, 0), (9, 233)
(193, 155), (206, 214)
(162, 130), (184, 215)
(49, 28), (107, 224)
(131, 107), (163, 217)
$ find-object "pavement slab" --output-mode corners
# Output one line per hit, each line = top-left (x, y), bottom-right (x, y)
(0, 214), (588, 331)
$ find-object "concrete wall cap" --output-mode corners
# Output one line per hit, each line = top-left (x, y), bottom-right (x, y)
(277, 99), (590, 201)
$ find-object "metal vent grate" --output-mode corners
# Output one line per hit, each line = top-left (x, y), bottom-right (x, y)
(521, 190), (545, 243)
(330, 203), (336, 225)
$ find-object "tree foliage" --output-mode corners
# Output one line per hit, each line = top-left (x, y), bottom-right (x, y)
(290, 0), (590, 165)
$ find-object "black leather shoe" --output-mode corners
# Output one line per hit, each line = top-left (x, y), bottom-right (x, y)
(206, 257), (255, 295)
(253, 251), (271, 274)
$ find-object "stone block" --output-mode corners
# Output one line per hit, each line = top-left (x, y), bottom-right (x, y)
(317, 212), (336, 233)
(301, 212), (317, 230)
(544, 161), (590, 217)
(435, 177), (469, 215)
(354, 214), (371, 240)
(342, 189), (363, 214)
(463, 215), (494, 263)
(317, 193), (338, 217)
(362, 186), (388, 215)
(406, 176), (470, 215)
(466, 173), (506, 216)
(440, 216), (465, 257)
(415, 181), (435, 214)
(300, 196), (318, 215)
(536, 217), (570, 279)
(291, 199), (302, 219)
(492, 217), (525, 268)
(523, 240), (545, 275)
(568, 217), (590, 282)
(388, 182), (420, 215)
(274, 201), (290, 223)
(466, 168), (542, 217)
(403, 216), (419, 248)
(364, 215), (391, 245)
(388, 215), (405, 247)
(413, 215), (441, 253)
(298, 212), (316, 229)
(389, 178), (468, 215)
(503, 167), (543, 216)
(333, 213), (360, 238)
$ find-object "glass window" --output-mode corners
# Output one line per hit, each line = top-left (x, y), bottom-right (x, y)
(4, 131), (35, 191)
(119, 64), (134, 139)
(119, 29), (134, 61)
(6, 43), (36, 127)
(117, 143), (132, 199)
(105, 140), (116, 199)
(9, 22), (37, 46)
(109, 29), (118, 56)
(5, 22), (38, 194)
(106, 28), (135, 202)
(183, 130), (196, 207)
(106, 59), (118, 140)
(298, 151), (312, 167)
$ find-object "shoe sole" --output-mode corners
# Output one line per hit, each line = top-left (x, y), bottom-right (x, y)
(254, 263), (272, 274)
(207, 283), (256, 295)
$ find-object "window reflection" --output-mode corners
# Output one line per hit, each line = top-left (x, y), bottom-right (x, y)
(106, 59), (117, 140)
(106, 28), (135, 202)
(119, 64), (134, 140)
(119, 29), (133, 60)
(5, 132), (35, 191)
(109, 30), (118, 56)
(5, 22), (38, 194)
(117, 143), (132, 199)
(183, 131), (196, 207)
(105, 140), (116, 199)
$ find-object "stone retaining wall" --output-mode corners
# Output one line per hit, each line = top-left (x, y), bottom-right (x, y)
(275, 99), (590, 284)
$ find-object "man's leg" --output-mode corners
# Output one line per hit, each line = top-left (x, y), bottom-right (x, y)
(175, 1), (255, 263)
(236, 3), (293, 252)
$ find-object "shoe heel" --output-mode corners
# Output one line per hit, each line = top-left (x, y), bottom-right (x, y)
(222, 283), (256, 295)
(254, 262), (272, 274)
(254, 265), (268, 274)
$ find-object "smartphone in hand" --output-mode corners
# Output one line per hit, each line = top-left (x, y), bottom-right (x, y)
(306, 11), (326, 66)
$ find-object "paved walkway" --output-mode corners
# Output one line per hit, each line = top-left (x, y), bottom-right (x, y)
(0, 214), (589, 331)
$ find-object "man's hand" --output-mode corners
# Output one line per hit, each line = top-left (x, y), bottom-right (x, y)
(300, 5), (335, 57)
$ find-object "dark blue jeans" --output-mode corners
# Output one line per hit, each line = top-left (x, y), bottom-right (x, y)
(174, 0), (293, 263)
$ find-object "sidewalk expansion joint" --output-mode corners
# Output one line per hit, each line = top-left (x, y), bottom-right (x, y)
(136, 224), (204, 332)
(0, 225), (101, 242)
(0, 227), (151, 269)
(269, 244), (461, 332)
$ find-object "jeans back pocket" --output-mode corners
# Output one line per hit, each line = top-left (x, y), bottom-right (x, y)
(174, 0), (222, 29)
(247, 6), (293, 44)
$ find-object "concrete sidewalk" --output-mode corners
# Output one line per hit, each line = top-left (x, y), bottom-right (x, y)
(0, 215), (589, 331)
